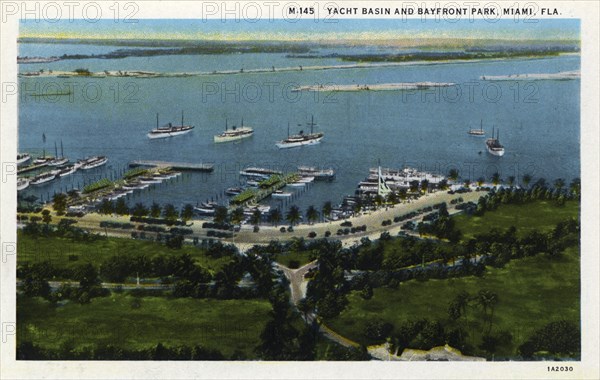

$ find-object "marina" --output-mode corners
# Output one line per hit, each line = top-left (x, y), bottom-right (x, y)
(129, 160), (214, 172)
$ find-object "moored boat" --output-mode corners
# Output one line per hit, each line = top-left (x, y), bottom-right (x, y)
(17, 153), (31, 165)
(271, 190), (292, 198)
(30, 171), (58, 185)
(468, 120), (486, 136)
(194, 202), (218, 215)
(79, 156), (108, 170)
(276, 116), (324, 149)
(58, 164), (77, 177)
(17, 177), (30, 191)
(148, 112), (194, 139)
(486, 127), (505, 157)
(214, 119), (254, 143)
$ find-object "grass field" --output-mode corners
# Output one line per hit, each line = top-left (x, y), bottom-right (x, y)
(17, 294), (271, 358)
(453, 200), (579, 240)
(275, 250), (316, 268)
(327, 246), (580, 358)
(17, 232), (231, 274)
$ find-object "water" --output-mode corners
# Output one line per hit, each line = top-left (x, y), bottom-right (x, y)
(18, 43), (580, 214)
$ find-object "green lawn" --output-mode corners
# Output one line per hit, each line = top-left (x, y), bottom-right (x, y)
(17, 232), (230, 274)
(17, 294), (271, 358)
(453, 200), (579, 240)
(327, 246), (580, 358)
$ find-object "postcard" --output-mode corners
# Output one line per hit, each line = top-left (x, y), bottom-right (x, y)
(1, 1), (598, 379)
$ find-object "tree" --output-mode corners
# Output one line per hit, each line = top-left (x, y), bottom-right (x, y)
(250, 209), (262, 227)
(163, 204), (178, 222)
(477, 290), (499, 334)
(213, 206), (228, 224)
(115, 198), (129, 216)
(420, 179), (429, 193)
(507, 176), (515, 187)
(41, 209), (52, 226)
(409, 180), (420, 193)
(74, 263), (100, 290)
(305, 205), (318, 225)
(522, 173), (532, 189)
(448, 168), (459, 181)
(569, 178), (581, 197)
(360, 284), (373, 300)
(268, 208), (282, 226)
(387, 191), (399, 204)
(553, 178), (565, 193)
(180, 204), (194, 222)
(476, 177), (485, 187)
(21, 272), (50, 298)
(491, 172), (500, 186)
(52, 193), (68, 216)
(132, 203), (148, 218)
(286, 205), (301, 226)
(230, 207), (245, 225)
(150, 202), (161, 218)
(322, 201), (332, 221)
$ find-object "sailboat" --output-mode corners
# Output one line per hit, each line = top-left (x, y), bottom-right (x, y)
(147, 111), (195, 139)
(275, 115), (324, 148)
(468, 120), (485, 136)
(47, 140), (69, 166)
(485, 127), (505, 157)
(214, 118), (254, 143)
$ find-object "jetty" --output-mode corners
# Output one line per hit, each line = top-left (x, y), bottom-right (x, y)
(129, 160), (214, 172)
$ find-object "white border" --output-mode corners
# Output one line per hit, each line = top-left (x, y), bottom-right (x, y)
(1, 1), (598, 379)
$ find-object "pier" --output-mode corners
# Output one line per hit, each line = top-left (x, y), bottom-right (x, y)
(129, 160), (214, 172)
(18, 162), (49, 174)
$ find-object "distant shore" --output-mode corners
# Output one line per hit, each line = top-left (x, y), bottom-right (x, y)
(480, 70), (580, 81)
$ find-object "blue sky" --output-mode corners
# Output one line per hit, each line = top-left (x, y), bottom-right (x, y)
(20, 19), (580, 41)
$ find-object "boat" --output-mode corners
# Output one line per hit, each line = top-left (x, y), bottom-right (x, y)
(17, 153), (31, 165)
(297, 176), (315, 183)
(138, 176), (162, 184)
(468, 120), (485, 136)
(240, 167), (283, 179)
(225, 187), (244, 196)
(58, 164), (77, 177)
(271, 190), (292, 198)
(30, 171), (57, 185)
(32, 150), (53, 165)
(287, 182), (306, 187)
(246, 180), (260, 187)
(297, 166), (335, 180)
(194, 202), (218, 215)
(79, 156), (108, 170)
(47, 141), (69, 166)
(17, 177), (30, 191)
(147, 112), (194, 139)
(276, 116), (324, 149)
(486, 127), (505, 157)
(214, 119), (254, 143)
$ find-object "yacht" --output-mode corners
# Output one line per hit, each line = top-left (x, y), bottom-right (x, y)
(272, 190), (292, 198)
(468, 120), (485, 136)
(486, 127), (505, 157)
(30, 171), (58, 185)
(17, 153), (31, 165)
(194, 202), (218, 215)
(79, 156), (108, 170)
(297, 166), (335, 180)
(214, 119), (254, 143)
(276, 116), (324, 148)
(58, 164), (77, 177)
(148, 112), (194, 139)
(240, 167), (283, 179)
(17, 177), (30, 191)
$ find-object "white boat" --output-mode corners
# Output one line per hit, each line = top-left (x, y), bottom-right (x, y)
(148, 112), (194, 139)
(194, 202), (218, 215)
(271, 190), (292, 198)
(468, 120), (486, 136)
(32, 156), (53, 166)
(17, 177), (30, 191)
(30, 171), (57, 185)
(297, 176), (315, 183)
(138, 176), (162, 184)
(225, 187), (244, 196)
(287, 182), (306, 187)
(486, 127), (505, 157)
(297, 166), (335, 180)
(79, 156), (108, 170)
(276, 116), (323, 149)
(240, 167), (282, 179)
(58, 165), (77, 177)
(47, 141), (69, 166)
(17, 153), (31, 165)
(214, 119), (254, 143)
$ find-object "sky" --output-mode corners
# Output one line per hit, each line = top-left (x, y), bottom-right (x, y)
(20, 19), (580, 42)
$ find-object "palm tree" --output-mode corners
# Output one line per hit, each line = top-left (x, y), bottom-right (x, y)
(569, 178), (581, 197)
(554, 178), (565, 192)
(476, 177), (485, 187)
(463, 179), (471, 189)
(305, 205), (318, 225)
(250, 209), (262, 227)
(268, 208), (282, 226)
(286, 205), (301, 226)
(150, 202), (161, 218)
(420, 179), (429, 193)
(180, 204), (194, 222)
(448, 168), (459, 181)
(322, 201), (332, 222)
(478, 290), (499, 334)
(373, 194), (384, 208)
(230, 207), (245, 225)
(491, 172), (500, 186)
(387, 191), (398, 204)
(507, 176), (515, 187)
(132, 202), (149, 217)
(522, 173), (532, 189)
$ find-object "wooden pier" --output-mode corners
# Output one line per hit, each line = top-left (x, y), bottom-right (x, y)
(18, 163), (49, 174)
(129, 160), (214, 172)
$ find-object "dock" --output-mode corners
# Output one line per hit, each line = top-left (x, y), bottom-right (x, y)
(18, 162), (49, 174)
(129, 160), (214, 172)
